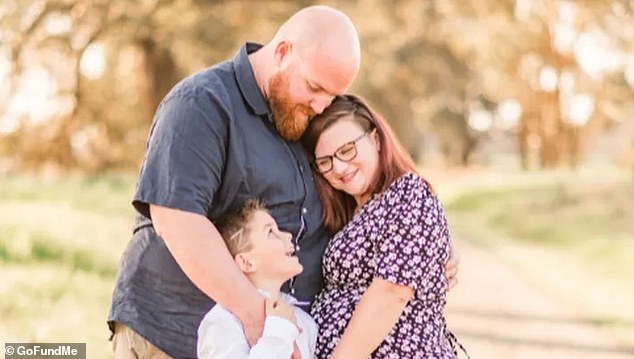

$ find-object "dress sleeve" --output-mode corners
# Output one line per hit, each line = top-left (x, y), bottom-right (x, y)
(133, 90), (229, 218)
(374, 174), (450, 292)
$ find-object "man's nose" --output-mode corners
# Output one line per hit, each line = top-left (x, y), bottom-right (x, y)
(310, 95), (334, 114)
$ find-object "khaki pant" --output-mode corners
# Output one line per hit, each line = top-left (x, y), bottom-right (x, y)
(111, 323), (173, 359)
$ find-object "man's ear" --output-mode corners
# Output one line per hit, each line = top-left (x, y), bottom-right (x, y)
(235, 253), (257, 273)
(273, 40), (292, 66)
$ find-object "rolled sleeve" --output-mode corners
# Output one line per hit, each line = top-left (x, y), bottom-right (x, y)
(133, 93), (229, 218)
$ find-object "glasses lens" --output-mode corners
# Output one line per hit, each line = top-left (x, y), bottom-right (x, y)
(315, 158), (332, 173)
(336, 143), (357, 161)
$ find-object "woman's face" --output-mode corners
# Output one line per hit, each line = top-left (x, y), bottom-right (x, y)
(314, 118), (380, 205)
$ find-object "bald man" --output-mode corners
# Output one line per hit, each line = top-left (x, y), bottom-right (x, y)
(108, 6), (360, 358)
(108, 5), (460, 358)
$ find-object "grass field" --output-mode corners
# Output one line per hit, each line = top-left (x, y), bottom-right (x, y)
(438, 167), (634, 343)
(0, 175), (135, 359)
(0, 168), (632, 357)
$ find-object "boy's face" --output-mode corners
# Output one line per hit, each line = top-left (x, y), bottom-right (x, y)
(238, 210), (303, 280)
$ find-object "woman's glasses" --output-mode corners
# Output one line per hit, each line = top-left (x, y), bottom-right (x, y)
(313, 131), (370, 174)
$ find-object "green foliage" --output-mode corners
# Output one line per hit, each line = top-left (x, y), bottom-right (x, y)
(446, 182), (634, 246)
(0, 175), (135, 359)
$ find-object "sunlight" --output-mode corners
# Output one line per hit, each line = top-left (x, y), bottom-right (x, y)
(539, 66), (558, 92)
(566, 93), (594, 126)
(497, 99), (522, 130)
(80, 43), (106, 80)
(1, 66), (58, 133)
(553, 1), (577, 55)
(575, 30), (620, 79)
(43, 13), (72, 35)
(468, 109), (493, 132)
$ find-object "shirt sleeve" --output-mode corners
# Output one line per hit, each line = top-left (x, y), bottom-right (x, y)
(298, 308), (318, 358)
(249, 316), (300, 358)
(133, 90), (229, 218)
(374, 174), (451, 292)
(197, 309), (300, 359)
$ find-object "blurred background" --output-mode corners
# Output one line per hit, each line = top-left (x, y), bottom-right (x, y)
(1, 0), (633, 358)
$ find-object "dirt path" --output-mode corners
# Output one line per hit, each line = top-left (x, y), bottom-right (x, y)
(445, 237), (634, 359)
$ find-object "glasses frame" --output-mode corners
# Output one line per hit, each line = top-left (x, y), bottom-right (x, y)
(313, 131), (371, 174)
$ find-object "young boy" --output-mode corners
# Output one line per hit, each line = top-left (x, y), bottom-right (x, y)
(197, 200), (317, 359)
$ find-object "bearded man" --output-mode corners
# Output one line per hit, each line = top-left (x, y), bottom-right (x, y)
(108, 5), (459, 358)
(108, 6), (361, 358)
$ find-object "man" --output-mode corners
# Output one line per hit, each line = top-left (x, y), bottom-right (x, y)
(108, 5), (457, 358)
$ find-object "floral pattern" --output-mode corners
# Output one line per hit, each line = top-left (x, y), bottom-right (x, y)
(311, 172), (456, 358)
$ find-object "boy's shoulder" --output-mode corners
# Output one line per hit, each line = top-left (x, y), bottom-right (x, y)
(198, 303), (243, 334)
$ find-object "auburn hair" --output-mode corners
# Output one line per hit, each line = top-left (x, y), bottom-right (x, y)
(302, 94), (423, 234)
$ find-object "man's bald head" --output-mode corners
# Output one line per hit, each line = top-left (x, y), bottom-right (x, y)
(250, 5), (361, 141)
(274, 5), (360, 63)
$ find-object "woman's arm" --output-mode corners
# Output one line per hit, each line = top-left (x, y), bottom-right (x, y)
(330, 278), (414, 359)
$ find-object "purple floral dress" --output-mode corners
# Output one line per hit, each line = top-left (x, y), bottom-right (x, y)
(311, 173), (456, 358)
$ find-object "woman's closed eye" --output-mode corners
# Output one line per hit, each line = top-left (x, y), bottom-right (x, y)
(337, 143), (356, 156)
(316, 158), (331, 167)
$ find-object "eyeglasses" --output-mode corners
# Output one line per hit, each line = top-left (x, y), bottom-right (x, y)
(313, 131), (370, 174)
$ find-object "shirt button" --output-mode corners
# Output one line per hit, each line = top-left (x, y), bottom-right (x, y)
(302, 207), (307, 214)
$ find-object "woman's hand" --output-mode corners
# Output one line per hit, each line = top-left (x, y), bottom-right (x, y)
(445, 244), (460, 290)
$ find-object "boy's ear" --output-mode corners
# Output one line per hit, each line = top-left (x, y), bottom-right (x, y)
(235, 253), (257, 273)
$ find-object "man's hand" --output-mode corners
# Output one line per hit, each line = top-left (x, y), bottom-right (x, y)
(445, 244), (460, 290)
(242, 297), (266, 347)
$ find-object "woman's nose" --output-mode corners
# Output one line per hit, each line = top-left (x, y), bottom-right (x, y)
(331, 157), (348, 174)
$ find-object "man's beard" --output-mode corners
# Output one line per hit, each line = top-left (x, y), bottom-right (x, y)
(268, 72), (314, 142)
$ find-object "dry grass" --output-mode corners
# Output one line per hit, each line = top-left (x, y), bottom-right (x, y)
(441, 168), (634, 343)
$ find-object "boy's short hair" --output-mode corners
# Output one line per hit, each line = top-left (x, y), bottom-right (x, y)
(217, 199), (267, 256)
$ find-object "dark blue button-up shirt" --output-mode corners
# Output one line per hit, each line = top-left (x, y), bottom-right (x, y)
(108, 43), (329, 358)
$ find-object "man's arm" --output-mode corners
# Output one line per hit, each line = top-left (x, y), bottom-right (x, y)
(150, 204), (265, 345)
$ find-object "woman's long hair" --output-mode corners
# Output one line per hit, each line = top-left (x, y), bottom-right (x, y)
(302, 94), (421, 234)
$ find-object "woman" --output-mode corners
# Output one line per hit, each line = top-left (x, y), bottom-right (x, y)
(302, 95), (460, 358)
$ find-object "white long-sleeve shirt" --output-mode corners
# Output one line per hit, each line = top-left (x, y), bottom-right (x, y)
(197, 294), (317, 359)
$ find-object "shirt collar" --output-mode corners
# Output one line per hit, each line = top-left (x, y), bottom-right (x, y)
(257, 289), (310, 307)
(233, 42), (271, 117)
